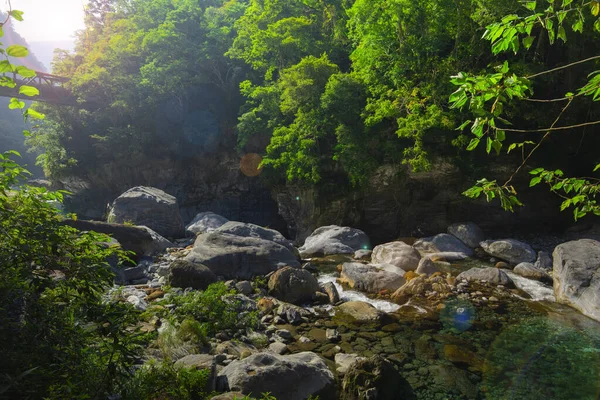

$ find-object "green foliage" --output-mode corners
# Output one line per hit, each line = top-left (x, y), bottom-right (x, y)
(451, 0), (600, 218)
(119, 360), (210, 400)
(166, 282), (259, 336)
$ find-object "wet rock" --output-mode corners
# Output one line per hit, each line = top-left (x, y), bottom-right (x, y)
(340, 262), (406, 293)
(443, 345), (484, 371)
(456, 267), (514, 287)
(371, 242), (421, 272)
(480, 239), (536, 264)
(391, 274), (452, 304)
(168, 259), (217, 290)
(447, 222), (485, 248)
(299, 225), (370, 258)
(185, 211), (229, 236)
(335, 301), (385, 325)
(216, 221), (296, 254)
(268, 266), (320, 305)
(415, 258), (439, 276)
(216, 352), (335, 400)
(341, 356), (414, 400)
(514, 262), (552, 284)
(321, 282), (340, 304)
(429, 364), (477, 399)
(185, 232), (300, 280)
(414, 233), (474, 257)
(553, 239), (600, 322)
(107, 186), (184, 238)
(335, 353), (365, 376)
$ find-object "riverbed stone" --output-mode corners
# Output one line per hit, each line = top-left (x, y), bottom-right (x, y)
(535, 251), (553, 270)
(185, 232), (300, 280)
(553, 239), (600, 322)
(268, 266), (320, 305)
(340, 262), (406, 293)
(371, 241), (421, 272)
(168, 259), (217, 290)
(514, 262), (552, 284)
(321, 282), (340, 304)
(456, 267), (514, 287)
(216, 352), (335, 400)
(299, 226), (370, 258)
(185, 211), (229, 236)
(340, 356), (414, 400)
(414, 233), (474, 257)
(216, 221), (296, 254)
(415, 258), (439, 276)
(480, 239), (536, 264)
(335, 353), (365, 376)
(335, 301), (386, 325)
(448, 222), (485, 248)
(107, 186), (184, 238)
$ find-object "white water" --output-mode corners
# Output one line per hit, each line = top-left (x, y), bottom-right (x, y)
(318, 273), (400, 313)
(506, 271), (556, 302)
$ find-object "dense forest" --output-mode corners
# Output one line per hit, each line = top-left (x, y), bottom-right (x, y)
(25, 0), (600, 221)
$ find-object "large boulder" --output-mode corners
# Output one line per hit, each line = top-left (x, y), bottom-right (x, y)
(268, 266), (320, 305)
(480, 239), (536, 264)
(371, 242), (421, 272)
(553, 239), (600, 322)
(340, 356), (414, 400)
(216, 352), (335, 400)
(456, 267), (514, 287)
(216, 221), (295, 254)
(413, 233), (474, 257)
(299, 226), (370, 258)
(340, 262), (406, 293)
(107, 186), (184, 238)
(447, 222), (485, 248)
(513, 262), (552, 284)
(61, 219), (173, 259)
(185, 232), (300, 280)
(168, 260), (218, 290)
(185, 211), (229, 236)
(335, 301), (386, 325)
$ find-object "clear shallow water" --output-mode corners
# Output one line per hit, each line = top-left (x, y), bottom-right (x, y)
(318, 273), (400, 313)
(505, 270), (556, 302)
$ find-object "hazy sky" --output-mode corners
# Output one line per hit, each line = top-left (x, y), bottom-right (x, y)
(4, 0), (86, 42)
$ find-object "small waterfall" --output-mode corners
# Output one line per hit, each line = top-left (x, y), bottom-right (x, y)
(318, 273), (400, 313)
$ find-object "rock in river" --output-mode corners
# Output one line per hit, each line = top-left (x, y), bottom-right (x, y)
(340, 262), (406, 293)
(371, 241), (421, 271)
(480, 239), (536, 264)
(268, 266), (320, 305)
(299, 225), (370, 258)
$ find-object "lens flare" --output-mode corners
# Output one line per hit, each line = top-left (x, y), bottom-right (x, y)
(440, 298), (476, 332)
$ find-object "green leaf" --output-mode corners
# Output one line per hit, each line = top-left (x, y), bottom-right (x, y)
(530, 176), (542, 187)
(15, 66), (36, 78)
(525, 1), (537, 11)
(573, 19), (584, 33)
(557, 26), (567, 42)
(592, 1), (600, 17)
(0, 60), (12, 73)
(530, 168), (544, 175)
(24, 108), (45, 120)
(560, 199), (571, 211)
(486, 137), (493, 154)
(594, 163), (600, 172)
(6, 45), (28, 58)
(19, 85), (39, 97)
(9, 10), (24, 21)
(466, 138), (480, 151)
(523, 36), (535, 49)
(8, 98), (25, 110)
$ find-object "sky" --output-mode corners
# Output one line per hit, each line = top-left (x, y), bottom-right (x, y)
(4, 0), (87, 42)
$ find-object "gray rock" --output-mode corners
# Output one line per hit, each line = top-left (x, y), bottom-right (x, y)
(276, 302), (311, 323)
(326, 329), (340, 342)
(168, 259), (217, 290)
(514, 262), (552, 284)
(371, 241), (421, 271)
(414, 233), (474, 257)
(553, 239), (600, 322)
(354, 249), (372, 260)
(185, 211), (229, 236)
(268, 266), (320, 305)
(447, 222), (485, 248)
(269, 341), (289, 355)
(139, 225), (175, 254)
(424, 252), (469, 262)
(340, 262), (406, 293)
(335, 353), (365, 376)
(126, 295), (147, 311)
(210, 393), (250, 400)
(480, 239), (536, 264)
(456, 267), (514, 287)
(299, 225), (370, 258)
(123, 266), (147, 282)
(185, 232), (300, 280)
(415, 258), (439, 276)
(321, 282), (340, 304)
(107, 186), (184, 238)
(216, 221), (296, 254)
(235, 281), (254, 295)
(217, 352), (335, 400)
(535, 251), (553, 270)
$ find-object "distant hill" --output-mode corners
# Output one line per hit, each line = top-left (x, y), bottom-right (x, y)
(29, 40), (75, 72)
